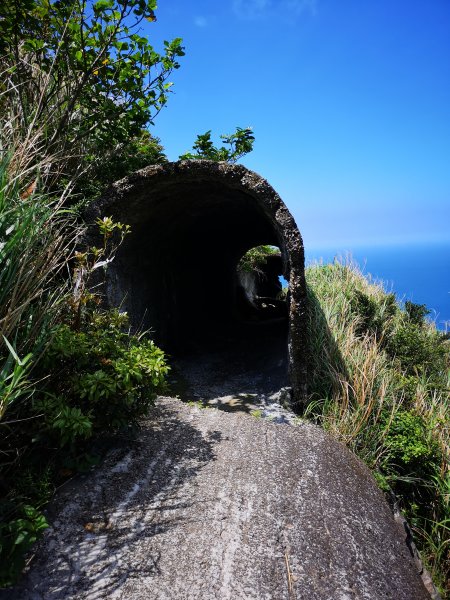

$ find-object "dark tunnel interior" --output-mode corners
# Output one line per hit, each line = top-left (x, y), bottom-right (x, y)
(90, 161), (308, 404)
(112, 180), (289, 362)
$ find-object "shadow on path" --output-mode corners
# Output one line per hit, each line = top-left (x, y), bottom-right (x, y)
(5, 402), (222, 600)
(169, 318), (290, 414)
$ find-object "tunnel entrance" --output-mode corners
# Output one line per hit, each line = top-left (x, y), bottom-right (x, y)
(87, 161), (307, 407)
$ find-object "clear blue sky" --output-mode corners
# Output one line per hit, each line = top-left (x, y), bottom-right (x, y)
(144, 1), (450, 250)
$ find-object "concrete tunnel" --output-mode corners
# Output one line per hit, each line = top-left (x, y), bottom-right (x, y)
(86, 160), (308, 407)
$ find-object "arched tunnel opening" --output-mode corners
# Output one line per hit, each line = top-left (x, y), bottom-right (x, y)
(86, 161), (308, 408)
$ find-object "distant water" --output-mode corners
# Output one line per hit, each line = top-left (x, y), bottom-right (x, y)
(305, 242), (450, 330)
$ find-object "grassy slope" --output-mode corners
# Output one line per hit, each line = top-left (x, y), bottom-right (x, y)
(305, 260), (449, 595)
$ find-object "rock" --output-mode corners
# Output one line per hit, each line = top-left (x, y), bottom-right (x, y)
(4, 399), (430, 600)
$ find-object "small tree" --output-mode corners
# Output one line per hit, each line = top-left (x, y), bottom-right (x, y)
(179, 127), (255, 163)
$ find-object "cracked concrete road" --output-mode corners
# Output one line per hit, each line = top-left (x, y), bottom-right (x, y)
(5, 398), (429, 600)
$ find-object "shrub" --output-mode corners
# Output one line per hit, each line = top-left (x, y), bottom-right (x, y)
(238, 245), (280, 274)
(382, 410), (441, 479)
(0, 0), (184, 193)
(179, 127), (255, 163)
(0, 210), (169, 586)
(74, 131), (167, 202)
(0, 504), (48, 588)
(40, 309), (169, 444)
(1, 0), (179, 586)
(386, 320), (448, 387)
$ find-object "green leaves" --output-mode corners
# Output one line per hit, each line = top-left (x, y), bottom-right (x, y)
(382, 410), (440, 476)
(52, 406), (93, 446)
(0, 0), (185, 193)
(43, 307), (169, 439)
(93, 0), (115, 13)
(0, 339), (33, 420)
(237, 245), (279, 274)
(0, 505), (48, 587)
(179, 127), (255, 163)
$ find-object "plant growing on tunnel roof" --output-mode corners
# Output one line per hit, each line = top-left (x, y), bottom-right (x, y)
(179, 127), (255, 163)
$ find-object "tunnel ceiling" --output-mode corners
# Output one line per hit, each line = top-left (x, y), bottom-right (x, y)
(85, 160), (308, 406)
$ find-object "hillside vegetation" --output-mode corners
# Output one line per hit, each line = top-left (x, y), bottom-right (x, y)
(305, 260), (449, 595)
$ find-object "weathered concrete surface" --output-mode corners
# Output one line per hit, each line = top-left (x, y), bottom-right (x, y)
(5, 399), (429, 600)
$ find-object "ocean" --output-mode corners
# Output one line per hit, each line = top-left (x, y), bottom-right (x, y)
(304, 241), (450, 330)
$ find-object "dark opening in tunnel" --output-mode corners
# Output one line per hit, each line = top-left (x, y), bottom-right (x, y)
(118, 181), (284, 348)
(86, 161), (308, 406)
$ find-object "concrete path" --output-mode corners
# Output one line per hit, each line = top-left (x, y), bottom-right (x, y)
(6, 399), (429, 600)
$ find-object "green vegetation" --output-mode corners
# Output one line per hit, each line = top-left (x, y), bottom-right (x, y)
(0, 0), (176, 586)
(1, 0), (448, 593)
(0, 207), (169, 586)
(0, 0), (256, 585)
(179, 127), (255, 163)
(305, 260), (449, 595)
(237, 245), (280, 274)
(0, 0), (184, 195)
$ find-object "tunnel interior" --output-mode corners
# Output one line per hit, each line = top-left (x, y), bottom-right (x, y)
(113, 180), (289, 354)
(90, 161), (307, 405)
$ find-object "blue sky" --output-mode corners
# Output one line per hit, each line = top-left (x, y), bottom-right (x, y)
(145, 1), (450, 250)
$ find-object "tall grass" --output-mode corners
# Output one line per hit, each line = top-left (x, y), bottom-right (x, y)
(0, 12), (173, 584)
(0, 144), (76, 415)
(0, 130), (77, 529)
(0, 168), (68, 337)
(305, 259), (449, 595)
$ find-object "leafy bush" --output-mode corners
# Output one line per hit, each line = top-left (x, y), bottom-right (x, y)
(0, 0), (184, 192)
(74, 131), (167, 201)
(1, 0), (179, 587)
(0, 504), (48, 588)
(39, 310), (169, 445)
(0, 310), (169, 585)
(382, 410), (441, 479)
(386, 319), (448, 386)
(0, 209), (169, 586)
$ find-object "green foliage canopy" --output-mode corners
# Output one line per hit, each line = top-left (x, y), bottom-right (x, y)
(0, 0), (184, 183)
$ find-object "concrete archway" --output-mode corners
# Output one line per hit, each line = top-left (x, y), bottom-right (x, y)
(86, 160), (308, 406)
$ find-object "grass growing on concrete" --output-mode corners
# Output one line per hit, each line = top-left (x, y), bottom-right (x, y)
(305, 259), (449, 596)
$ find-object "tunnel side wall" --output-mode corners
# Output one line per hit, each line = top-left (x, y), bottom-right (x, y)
(85, 160), (308, 407)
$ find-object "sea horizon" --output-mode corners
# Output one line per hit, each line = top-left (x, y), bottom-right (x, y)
(304, 240), (450, 330)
